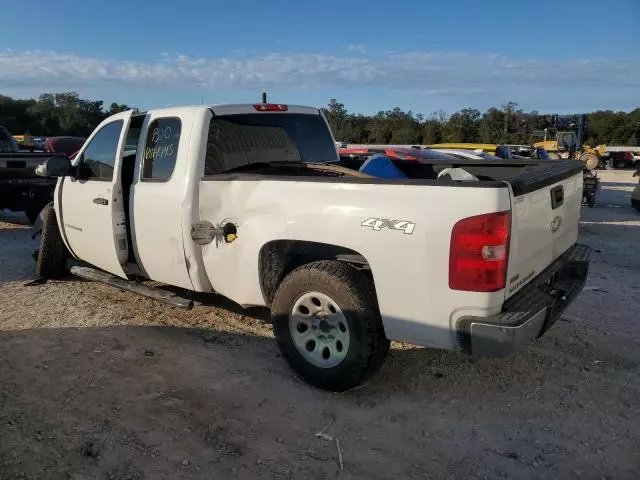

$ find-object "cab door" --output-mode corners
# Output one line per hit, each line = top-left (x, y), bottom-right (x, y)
(58, 111), (134, 278)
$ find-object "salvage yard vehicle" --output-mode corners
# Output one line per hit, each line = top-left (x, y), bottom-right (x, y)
(35, 102), (591, 391)
(43, 136), (86, 157)
(0, 126), (64, 223)
(429, 143), (515, 159)
(12, 133), (37, 151)
(603, 151), (635, 169)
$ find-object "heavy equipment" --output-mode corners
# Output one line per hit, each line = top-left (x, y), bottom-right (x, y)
(533, 114), (605, 170)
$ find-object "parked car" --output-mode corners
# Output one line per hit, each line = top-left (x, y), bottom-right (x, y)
(424, 148), (506, 161)
(338, 146), (458, 161)
(33, 137), (46, 151)
(429, 143), (515, 160)
(12, 133), (37, 152)
(35, 103), (590, 391)
(1, 126), (65, 223)
(604, 151), (635, 169)
(0, 126), (18, 153)
(44, 136), (87, 157)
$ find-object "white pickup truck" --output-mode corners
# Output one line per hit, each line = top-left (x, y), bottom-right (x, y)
(35, 103), (590, 391)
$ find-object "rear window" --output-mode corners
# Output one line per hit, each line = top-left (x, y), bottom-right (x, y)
(204, 113), (337, 175)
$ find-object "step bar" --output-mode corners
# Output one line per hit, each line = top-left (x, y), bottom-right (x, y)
(70, 266), (194, 310)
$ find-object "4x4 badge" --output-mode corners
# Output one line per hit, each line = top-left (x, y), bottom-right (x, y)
(361, 218), (416, 235)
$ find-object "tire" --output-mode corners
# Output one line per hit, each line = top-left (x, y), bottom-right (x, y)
(632, 199), (640, 213)
(587, 194), (595, 208)
(36, 205), (69, 278)
(271, 260), (390, 392)
(580, 153), (599, 170)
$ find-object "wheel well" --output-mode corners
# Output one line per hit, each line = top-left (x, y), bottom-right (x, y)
(258, 240), (371, 306)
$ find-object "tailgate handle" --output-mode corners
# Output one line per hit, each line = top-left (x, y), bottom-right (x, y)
(550, 186), (564, 209)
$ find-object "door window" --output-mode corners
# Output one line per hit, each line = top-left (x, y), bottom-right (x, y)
(80, 120), (124, 180)
(141, 117), (181, 181)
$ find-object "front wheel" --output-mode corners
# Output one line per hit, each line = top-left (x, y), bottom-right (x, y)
(36, 205), (69, 278)
(271, 261), (390, 392)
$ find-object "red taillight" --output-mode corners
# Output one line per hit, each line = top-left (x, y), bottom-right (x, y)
(449, 211), (510, 292)
(253, 103), (288, 112)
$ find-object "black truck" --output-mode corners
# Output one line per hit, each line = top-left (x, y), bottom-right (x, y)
(0, 126), (64, 224)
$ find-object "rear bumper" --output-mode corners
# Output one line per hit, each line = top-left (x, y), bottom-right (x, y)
(457, 243), (591, 357)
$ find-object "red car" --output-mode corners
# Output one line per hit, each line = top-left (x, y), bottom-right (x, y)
(338, 147), (455, 162)
(605, 151), (635, 169)
(44, 136), (86, 157)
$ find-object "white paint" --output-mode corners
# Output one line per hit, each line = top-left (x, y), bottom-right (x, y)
(129, 107), (198, 290)
(57, 110), (133, 278)
(504, 172), (582, 300)
(54, 103), (582, 352)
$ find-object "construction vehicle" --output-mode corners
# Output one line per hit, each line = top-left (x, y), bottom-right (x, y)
(12, 133), (37, 151)
(533, 114), (605, 170)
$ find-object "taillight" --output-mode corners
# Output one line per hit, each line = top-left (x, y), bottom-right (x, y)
(253, 103), (288, 112)
(449, 211), (510, 292)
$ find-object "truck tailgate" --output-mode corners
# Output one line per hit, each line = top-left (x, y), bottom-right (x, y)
(505, 161), (584, 299)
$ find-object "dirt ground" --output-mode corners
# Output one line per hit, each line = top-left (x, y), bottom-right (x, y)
(1, 170), (639, 480)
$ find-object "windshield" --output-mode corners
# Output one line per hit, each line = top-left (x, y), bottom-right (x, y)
(204, 113), (337, 175)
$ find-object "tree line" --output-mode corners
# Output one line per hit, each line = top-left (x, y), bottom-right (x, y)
(322, 99), (640, 147)
(0, 92), (131, 138)
(1, 92), (638, 146)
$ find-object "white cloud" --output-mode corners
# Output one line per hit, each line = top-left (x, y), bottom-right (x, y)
(347, 44), (367, 54)
(0, 49), (638, 100)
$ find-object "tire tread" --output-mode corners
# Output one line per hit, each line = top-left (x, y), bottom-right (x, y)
(272, 260), (389, 391)
(36, 205), (69, 278)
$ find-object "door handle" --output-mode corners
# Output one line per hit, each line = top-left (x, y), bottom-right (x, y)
(93, 197), (109, 206)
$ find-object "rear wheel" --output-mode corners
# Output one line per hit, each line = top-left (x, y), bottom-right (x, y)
(36, 205), (69, 278)
(271, 261), (390, 392)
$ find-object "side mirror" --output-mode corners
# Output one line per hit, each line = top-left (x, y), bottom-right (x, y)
(35, 155), (72, 177)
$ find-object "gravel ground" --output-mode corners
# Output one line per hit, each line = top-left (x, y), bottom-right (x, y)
(1, 170), (639, 480)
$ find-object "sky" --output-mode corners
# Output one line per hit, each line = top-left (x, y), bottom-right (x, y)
(1, 0), (639, 115)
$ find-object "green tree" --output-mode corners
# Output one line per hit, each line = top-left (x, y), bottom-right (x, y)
(321, 99), (349, 141)
(444, 108), (481, 142)
(479, 108), (504, 143)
